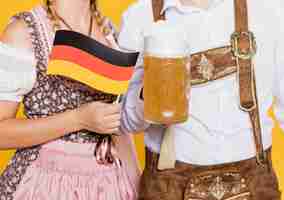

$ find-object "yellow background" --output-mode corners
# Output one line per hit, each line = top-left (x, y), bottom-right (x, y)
(0, 1), (284, 199)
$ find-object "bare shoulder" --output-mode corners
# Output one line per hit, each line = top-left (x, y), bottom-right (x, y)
(0, 18), (33, 51)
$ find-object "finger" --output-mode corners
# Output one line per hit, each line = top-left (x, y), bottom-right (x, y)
(107, 121), (121, 129)
(110, 128), (120, 135)
(112, 132), (122, 136)
(104, 113), (121, 123)
(101, 120), (120, 131)
(103, 128), (120, 135)
(103, 104), (121, 115)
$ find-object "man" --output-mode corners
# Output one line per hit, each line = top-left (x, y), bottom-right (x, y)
(118, 0), (284, 199)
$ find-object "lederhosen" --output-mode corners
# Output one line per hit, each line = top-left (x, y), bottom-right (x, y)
(139, 0), (281, 199)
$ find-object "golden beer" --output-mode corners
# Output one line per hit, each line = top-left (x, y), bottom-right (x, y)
(144, 55), (189, 124)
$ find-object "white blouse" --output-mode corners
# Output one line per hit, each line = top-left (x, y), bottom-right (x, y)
(0, 43), (36, 102)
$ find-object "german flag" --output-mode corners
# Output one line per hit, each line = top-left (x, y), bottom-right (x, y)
(47, 30), (139, 95)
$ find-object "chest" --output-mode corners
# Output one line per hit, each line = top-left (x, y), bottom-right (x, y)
(22, 8), (117, 118)
(163, 1), (275, 53)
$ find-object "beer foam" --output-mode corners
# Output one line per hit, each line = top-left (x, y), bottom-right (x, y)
(144, 20), (190, 58)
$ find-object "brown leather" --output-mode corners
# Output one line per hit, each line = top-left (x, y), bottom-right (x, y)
(152, 0), (165, 22)
(151, 0), (265, 165)
(249, 73), (265, 165)
(190, 46), (236, 85)
(233, 0), (265, 165)
(139, 148), (281, 200)
(233, 0), (255, 110)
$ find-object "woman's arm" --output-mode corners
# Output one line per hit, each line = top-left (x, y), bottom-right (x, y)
(0, 100), (120, 150)
(0, 20), (121, 150)
(0, 101), (81, 149)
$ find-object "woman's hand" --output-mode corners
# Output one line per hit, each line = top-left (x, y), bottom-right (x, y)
(75, 102), (121, 134)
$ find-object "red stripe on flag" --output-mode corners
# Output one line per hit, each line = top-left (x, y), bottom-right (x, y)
(50, 45), (134, 81)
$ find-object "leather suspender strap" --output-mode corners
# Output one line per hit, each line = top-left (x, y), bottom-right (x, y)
(232, 0), (256, 111)
(249, 82), (267, 166)
(152, 0), (165, 22)
(231, 0), (266, 166)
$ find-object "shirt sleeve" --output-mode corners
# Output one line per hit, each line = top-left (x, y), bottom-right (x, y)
(0, 42), (36, 102)
(118, 5), (151, 134)
(273, 3), (284, 130)
(117, 4), (145, 52)
(120, 54), (151, 134)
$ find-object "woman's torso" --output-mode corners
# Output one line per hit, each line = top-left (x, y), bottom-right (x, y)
(0, 6), (139, 200)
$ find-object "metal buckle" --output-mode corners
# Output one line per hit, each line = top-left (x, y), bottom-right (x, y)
(231, 31), (257, 60)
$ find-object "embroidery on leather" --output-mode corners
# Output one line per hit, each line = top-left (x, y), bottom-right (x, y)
(185, 171), (250, 200)
(197, 54), (215, 81)
(190, 46), (237, 85)
(209, 176), (228, 200)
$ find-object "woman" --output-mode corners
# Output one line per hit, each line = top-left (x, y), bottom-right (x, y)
(0, 0), (140, 199)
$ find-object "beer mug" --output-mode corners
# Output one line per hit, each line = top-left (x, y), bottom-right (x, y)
(143, 23), (190, 124)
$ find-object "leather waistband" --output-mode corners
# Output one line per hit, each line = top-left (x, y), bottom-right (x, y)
(145, 147), (272, 174)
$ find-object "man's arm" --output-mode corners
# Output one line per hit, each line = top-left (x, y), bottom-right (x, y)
(120, 59), (150, 134)
(118, 5), (150, 134)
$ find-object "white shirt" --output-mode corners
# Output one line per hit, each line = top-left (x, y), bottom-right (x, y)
(118, 0), (284, 165)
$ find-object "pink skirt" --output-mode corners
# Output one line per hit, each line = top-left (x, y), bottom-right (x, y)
(13, 140), (138, 200)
